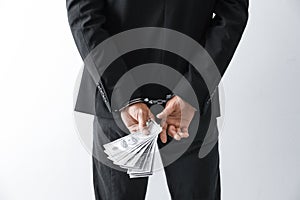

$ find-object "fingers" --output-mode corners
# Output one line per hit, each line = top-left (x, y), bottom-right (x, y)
(175, 127), (188, 139)
(160, 118), (167, 129)
(166, 125), (189, 141)
(120, 103), (158, 135)
(167, 125), (181, 141)
(137, 111), (149, 135)
(120, 110), (136, 129)
(159, 123), (168, 143)
(179, 127), (189, 138)
(127, 125), (139, 134)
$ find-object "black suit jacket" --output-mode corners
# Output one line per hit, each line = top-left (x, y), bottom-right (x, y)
(66, 0), (249, 118)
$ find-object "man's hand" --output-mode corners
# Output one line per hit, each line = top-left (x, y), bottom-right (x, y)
(157, 95), (196, 143)
(121, 103), (155, 134)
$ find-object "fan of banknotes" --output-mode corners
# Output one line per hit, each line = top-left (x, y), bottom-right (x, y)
(103, 119), (162, 178)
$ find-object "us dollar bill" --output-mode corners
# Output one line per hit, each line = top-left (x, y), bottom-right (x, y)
(103, 119), (162, 178)
(103, 120), (161, 157)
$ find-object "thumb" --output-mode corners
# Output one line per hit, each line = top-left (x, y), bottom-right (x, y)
(156, 104), (173, 119)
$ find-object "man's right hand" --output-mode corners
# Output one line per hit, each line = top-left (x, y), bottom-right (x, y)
(120, 103), (155, 135)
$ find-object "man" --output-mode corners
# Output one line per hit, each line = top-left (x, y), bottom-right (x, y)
(66, 0), (248, 199)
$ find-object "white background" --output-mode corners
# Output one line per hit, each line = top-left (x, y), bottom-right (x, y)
(0, 0), (299, 199)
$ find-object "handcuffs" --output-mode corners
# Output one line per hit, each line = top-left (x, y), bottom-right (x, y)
(116, 94), (175, 112)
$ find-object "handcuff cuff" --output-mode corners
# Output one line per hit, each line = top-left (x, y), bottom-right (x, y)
(116, 94), (175, 112)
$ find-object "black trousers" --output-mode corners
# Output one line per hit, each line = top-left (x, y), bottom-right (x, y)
(92, 108), (220, 200)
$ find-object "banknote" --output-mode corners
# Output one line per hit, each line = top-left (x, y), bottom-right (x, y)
(104, 120), (160, 155)
(103, 119), (162, 178)
(128, 139), (157, 178)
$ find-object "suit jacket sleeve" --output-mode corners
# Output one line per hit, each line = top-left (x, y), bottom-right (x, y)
(66, 0), (142, 112)
(173, 0), (249, 114)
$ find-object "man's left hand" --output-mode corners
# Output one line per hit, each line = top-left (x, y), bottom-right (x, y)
(156, 95), (196, 143)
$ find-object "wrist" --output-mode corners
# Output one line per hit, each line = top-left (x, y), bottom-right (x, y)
(118, 98), (145, 112)
(116, 94), (175, 112)
(176, 95), (198, 112)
